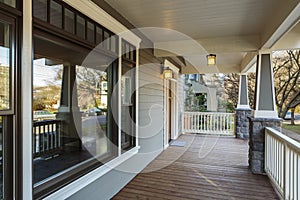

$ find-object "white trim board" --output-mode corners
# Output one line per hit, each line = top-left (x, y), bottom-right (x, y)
(44, 147), (140, 200)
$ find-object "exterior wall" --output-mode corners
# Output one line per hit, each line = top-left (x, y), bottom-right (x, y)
(138, 50), (164, 153)
(69, 50), (164, 199)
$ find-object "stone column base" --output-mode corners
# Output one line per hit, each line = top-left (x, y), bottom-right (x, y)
(235, 108), (251, 139)
(248, 117), (282, 174)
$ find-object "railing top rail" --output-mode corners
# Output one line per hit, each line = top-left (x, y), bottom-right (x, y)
(266, 127), (300, 152)
(33, 119), (62, 126)
(183, 111), (235, 115)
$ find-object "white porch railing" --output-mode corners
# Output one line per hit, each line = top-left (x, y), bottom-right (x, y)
(182, 112), (235, 135)
(265, 127), (300, 200)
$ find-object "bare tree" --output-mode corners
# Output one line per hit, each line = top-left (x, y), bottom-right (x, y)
(223, 73), (256, 111)
(273, 50), (300, 122)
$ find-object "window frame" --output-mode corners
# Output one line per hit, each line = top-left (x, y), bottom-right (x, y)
(0, 12), (15, 115)
(120, 39), (136, 151)
(31, 0), (140, 198)
(32, 0), (118, 55)
(0, 7), (21, 200)
(32, 29), (120, 199)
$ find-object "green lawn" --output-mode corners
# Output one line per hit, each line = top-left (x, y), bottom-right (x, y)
(282, 124), (300, 134)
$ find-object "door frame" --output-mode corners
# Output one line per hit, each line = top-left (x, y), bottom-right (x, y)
(163, 60), (179, 149)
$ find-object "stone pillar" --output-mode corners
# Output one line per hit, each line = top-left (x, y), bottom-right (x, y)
(235, 109), (251, 139)
(248, 118), (282, 174)
(248, 53), (281, 174)
(235, 74), (251, 139)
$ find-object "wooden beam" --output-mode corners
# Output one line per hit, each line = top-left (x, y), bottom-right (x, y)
(154, 35), (260, 57)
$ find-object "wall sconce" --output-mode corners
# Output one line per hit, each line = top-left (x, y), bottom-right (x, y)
(163, 68), (173, 79)
(207, 54), (216, 65)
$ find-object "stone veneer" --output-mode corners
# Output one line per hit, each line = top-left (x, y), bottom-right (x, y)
(248, 117), (282, 174)
(235, 109), (252, 139)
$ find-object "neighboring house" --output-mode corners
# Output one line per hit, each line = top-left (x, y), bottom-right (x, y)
(185, 74), (219, 112)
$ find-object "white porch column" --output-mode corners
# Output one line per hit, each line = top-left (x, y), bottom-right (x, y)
(248, 52), (282, 174)
(252, 53), (278, 118)
(237, 74), (250, 109)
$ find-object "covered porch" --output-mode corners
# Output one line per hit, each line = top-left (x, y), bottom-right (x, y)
(113, 134), (278, 199)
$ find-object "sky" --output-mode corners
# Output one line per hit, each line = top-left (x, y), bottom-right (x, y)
(33, 58), (62, 87)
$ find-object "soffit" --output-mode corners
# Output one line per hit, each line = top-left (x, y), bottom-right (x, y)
(104, 0), (279, 40)
(103, 0), (299, 73)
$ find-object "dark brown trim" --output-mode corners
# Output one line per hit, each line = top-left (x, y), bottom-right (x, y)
(91, 0), (154, 48)
(33, 0), (117, 55)
(0, 2), (22, 17)
(15, 8), (23, 199)
(2, 116), (13, 199)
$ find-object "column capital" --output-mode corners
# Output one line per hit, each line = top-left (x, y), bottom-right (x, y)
(237, 74), (250, 109)
(257, 49), (272, 55)
(252, 54), (278, 118)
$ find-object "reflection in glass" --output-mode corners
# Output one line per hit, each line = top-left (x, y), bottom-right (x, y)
(33, 0), (47, 21)
(33, 56), (113, 184)
(121, 63), (135, 151)
(87, 21), (95, 43)
(103, 31), (110, 50)
(50, 0), (62, 28)
(0, 22), (10, 110)
(76, 15), (85, 39)
(64, 8), (75, 34)
(0, 116), (2, 199)
(96, 26), (103, 45)
(0, 0), (16, 8)
(76, 66), (109, 156)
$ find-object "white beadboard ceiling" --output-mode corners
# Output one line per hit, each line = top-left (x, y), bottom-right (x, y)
(104, 0), (300, 73)
(105, 0), (277, 39)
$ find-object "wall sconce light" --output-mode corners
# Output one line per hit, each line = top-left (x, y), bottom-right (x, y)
(163, 68), (173, 79)
(207, 54), (216, 65)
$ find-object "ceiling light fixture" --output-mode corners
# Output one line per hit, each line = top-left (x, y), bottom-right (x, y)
(163, 67), (173, 79)
(207, 54), (216, 66)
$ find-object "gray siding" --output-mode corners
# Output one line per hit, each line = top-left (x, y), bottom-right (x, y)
(177, 75), (185, 134)
(138, 50), (164, 154)
(69, 50), (164, 200)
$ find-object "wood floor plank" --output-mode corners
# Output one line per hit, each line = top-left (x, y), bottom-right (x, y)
(112, 135), (279, 200)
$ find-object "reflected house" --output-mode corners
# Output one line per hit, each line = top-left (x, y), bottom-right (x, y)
(0, 0), (299, 200)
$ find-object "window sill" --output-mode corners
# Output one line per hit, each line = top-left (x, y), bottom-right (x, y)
(44, 146), (140, 200)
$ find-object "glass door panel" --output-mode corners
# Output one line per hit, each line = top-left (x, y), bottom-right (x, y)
(0, 14), (15, 200)
(0, 21), (11, 111)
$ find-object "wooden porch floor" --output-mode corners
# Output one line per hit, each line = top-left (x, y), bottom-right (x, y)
(113, 134), (278, 200)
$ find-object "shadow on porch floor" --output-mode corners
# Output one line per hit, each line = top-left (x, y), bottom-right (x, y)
(113, 134), (278, 200)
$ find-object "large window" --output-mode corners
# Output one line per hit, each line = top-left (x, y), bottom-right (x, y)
(32, 1), (138, 198)
(33, 33), (119, 197)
